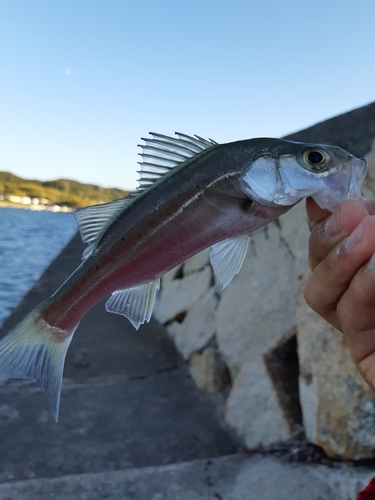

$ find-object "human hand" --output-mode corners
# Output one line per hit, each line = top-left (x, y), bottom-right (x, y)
(304, 197), (375, 390)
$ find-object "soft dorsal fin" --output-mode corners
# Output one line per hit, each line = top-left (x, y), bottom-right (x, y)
(74, 198), (132, 258)
(210, 235), (249, 289)
(136, 132), (217, 193)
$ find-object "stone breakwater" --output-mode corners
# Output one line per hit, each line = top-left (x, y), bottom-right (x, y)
(154, 102), (375, 461)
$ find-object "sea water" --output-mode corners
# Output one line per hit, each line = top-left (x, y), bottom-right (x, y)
(0, 208), (77, 326)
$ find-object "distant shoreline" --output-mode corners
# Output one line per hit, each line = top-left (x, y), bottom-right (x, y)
(0, 201), (74, 213)
(0, 171), (130, 210)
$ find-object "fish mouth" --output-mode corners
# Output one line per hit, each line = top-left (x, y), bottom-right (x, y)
(240, 155), (368, 212)
(312, 158), (367, 212)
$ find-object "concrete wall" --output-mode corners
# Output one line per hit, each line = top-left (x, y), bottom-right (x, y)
(154, 103), (375, 460)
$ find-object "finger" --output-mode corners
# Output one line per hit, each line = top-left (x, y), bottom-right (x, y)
(339, 258), (375, 390)
(306, 198), (375, 230)
(304, 215), (375, 330)
(306, 198), (330, 230)
(308, 200), (369, 271)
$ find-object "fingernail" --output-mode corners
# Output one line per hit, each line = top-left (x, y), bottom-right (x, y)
(344, 224), (362, 252)
(325, 210), (341, 238)
(368, 253), (375, 269)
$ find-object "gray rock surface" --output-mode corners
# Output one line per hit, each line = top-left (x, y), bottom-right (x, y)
(160, 265), (182, 286)
(153, 104), (375, 463)
(297, 280), (375, 459)
(154, 266), (212, 325)
(278, 202), (310, 279)
(168, 287), (218, 359)
(183, 248), (211, 274)
(284, 101), (375, 158)
(225, 359), (290, 448)
(0, 454), (372, 500)
(216, 222), (298, 378)
(286, 103), (375, 460)
(363, 137), (375, 199)
(189, 345), (230, 394)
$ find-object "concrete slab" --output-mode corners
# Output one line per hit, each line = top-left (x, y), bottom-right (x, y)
(0, 232), (238, 483)
(284, 101), (375, 158)
(0, 454), (372, 500)
(0, 370), (236, 483)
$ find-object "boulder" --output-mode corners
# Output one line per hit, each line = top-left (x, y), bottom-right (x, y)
(189, 345), (230, 394)
(160, 265), (182, 287)
(297, 282), (375, 459)
(167, 288), (218, 359)
(183, 248), (210, 275)
(216, 222), (299, 378)
(225, 359), (290, 448)
(362, 137), (375, 199)
(153, 266), (212, 325)
(278, 202), (310, 279)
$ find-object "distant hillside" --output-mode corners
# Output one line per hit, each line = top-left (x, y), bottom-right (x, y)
(0, 172), (131, 207)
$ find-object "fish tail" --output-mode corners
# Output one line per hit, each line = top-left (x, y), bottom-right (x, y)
(0, 305), (76, 422)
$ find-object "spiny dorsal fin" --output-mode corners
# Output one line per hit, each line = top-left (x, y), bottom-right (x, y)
(74, 198), (132, 258)
(136, 132), (217, 193)
(75, 132), (218, 258)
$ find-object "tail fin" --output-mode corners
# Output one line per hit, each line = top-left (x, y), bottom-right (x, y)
(0, 307), (76, 422)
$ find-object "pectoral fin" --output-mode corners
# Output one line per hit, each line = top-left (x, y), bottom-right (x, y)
(210, 235), (249, 289)
(105, 279), (160, 330)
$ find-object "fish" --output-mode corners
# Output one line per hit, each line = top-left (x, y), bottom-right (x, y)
(0, 132), (367, 420)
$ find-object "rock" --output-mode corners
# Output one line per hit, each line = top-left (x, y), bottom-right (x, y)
(297, 282), (375, 459)
(362, 137), (375, 199)
(284, 101), (375, 159)
(216, 222), (299, 378)
(151, 106), (375, 461)
(167, 288), (218, 359)
(183, 248), (210, 275)
(189, 345), (230, 394)
(278, 203), (310, 279)
(161, 265), (183, 287)
(263, 328), (302, 432)
(225, 359), (290, 448)
(0, 454), (373, 500)
(153, 266), (212, 325)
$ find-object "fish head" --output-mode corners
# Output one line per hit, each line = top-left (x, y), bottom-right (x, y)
(240, 139), (367, 212)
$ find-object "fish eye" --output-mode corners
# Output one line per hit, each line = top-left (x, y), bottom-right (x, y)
(307, 151), (324, 165)
(302, 148), (329, 171)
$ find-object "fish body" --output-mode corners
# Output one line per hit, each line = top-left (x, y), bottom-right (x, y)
(0, 133), (367, 419)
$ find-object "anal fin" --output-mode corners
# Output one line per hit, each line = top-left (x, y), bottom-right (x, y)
(210, 235), (249, 289)
(105, 279), (160, 330)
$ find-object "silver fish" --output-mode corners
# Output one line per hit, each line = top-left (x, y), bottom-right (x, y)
(0, 133), (367, 420)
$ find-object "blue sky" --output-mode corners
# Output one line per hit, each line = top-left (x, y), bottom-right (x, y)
(1, 1), (374, 191)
